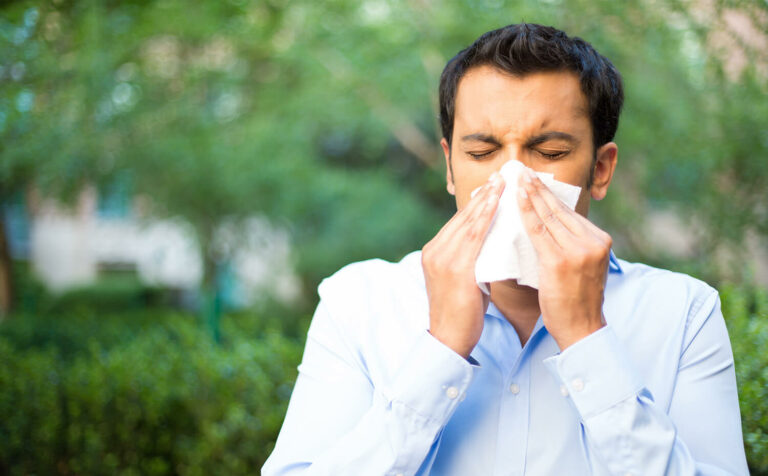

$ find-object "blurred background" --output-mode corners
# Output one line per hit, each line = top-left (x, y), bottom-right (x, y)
(0, 0), (766, 474)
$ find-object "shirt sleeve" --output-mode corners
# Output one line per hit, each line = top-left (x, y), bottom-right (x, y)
(261, 299), (477, 476)
(543, 290), (749, 476)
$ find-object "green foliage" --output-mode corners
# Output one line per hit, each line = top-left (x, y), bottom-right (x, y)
(0, 310), (303, 474)
(0, 0), (768, 289)
(722, 286), (768, 474)
(0, 287), (767, 473)
(2, 0), (767, 290)
(45, 276), (168, 314)
(1, 1), (767, 471)
(0, 340), (60, 474)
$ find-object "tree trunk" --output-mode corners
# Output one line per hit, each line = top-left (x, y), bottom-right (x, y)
(0, 213), (13, 318)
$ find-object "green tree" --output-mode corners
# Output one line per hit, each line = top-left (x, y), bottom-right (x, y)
(1, 0), (766, 317)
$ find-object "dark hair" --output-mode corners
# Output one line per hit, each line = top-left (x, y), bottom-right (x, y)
(439, 23), (624, 150)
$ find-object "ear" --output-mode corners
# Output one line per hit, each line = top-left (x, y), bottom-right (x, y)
(441, 137), (456, 196)
(591, 141), (618, 201)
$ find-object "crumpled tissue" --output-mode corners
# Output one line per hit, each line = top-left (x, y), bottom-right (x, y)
(473, 160), (581, 293)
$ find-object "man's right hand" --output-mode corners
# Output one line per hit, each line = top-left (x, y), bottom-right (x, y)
(421, 171), (505, 359)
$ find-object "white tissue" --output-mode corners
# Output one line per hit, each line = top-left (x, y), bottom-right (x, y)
(473, 160), (581, 293)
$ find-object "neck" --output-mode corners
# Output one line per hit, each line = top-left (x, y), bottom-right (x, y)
(489, 280), (541, 347)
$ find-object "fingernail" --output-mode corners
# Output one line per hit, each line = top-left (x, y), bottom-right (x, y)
(489, 171), (500, 184)
(518, 186), (528, 199)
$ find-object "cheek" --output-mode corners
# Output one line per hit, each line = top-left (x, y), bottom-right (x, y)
(454, 170), (494, 209)
(451, 154), (513, 206)
(548, 155), (594, 190)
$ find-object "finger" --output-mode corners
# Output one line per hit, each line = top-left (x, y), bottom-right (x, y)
(519, 170), (579, 248)
(466, 177), (505, 249)
(469, 174), (504, 221)
(432, 172), (503, 243)
(522, 168), (588, 236)
(450, 178), (501, 243)
(448, 174), (505, 259)
(426, 175), (505, 269)
(517, 180), (561, 257)
(576, 214), (613, 247)
(522, 169), (613, 247)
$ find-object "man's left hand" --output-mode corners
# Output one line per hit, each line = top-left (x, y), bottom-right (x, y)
(517, 167), (611, 350)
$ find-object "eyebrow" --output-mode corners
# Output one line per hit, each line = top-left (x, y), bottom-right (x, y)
(460, 133), (502, 146)
(460, 131), (579, 148)
(525, 131), (579, 147)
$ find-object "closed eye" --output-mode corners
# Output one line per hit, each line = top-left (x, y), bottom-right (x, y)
(468, 150), (495, 160)
(537, 150), (568, 160)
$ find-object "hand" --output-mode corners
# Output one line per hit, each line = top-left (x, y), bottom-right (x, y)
(517, 167), (610, 350)
(422, 172), (505, 359)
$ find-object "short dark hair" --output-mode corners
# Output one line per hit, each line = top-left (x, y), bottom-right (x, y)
(439, 23), (624, 150)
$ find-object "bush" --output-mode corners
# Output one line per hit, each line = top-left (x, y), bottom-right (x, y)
(0, 311), (302, 475)
(43, 276), (172, 315)
(0, 340), (61, 474)
(11, 261), (171, 317)
(722, 286), (768, 475)
(0, 286), (766, 474)
(0, 310), (188, 362)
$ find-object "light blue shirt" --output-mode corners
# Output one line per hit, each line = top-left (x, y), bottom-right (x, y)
(263, 251), (748, 475)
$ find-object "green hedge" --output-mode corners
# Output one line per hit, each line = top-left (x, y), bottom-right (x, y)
(0, 287), (766, 474)
(0, 311), (302, 475)
(722, 286), (768, 475)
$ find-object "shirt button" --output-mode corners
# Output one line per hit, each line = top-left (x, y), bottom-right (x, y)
(571, 378), (585, 392)
(445, 386), (459, 399)
(509, 383), (520, 394)
(560, 385), (569, 397)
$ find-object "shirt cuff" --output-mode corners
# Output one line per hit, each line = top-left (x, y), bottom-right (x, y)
(543, 325), (643, 419)
(388, 330), (476, 423)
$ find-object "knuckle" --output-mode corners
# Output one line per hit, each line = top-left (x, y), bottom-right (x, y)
(575, 251), (590, 267)
(585, 244), (608, 263)
(520, 197), (535, 212)
(532, 221), (547, 235)
(446, 261), (464, 276)
(551, 255), (568, 272)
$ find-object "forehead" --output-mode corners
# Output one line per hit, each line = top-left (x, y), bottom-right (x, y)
(453, 66), (590, 140)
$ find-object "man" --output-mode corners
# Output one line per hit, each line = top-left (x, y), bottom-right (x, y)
(263, 23), (749, 475)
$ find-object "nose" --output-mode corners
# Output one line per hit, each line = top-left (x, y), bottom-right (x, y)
(500, 146), (529, 169)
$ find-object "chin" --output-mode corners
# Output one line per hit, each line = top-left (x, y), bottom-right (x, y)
(491, 280), (537, 291)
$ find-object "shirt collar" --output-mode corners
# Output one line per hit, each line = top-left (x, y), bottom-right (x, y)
(485, 302), (548, 346)
(486, 301), (505, 321)
(486, 301), (544, 328)
(608, 249), (623, 274)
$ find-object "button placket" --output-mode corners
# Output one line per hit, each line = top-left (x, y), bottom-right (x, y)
(495, 361), (531, 474)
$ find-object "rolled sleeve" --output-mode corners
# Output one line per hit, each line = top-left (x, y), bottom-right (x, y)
(543, 326), (643, 419)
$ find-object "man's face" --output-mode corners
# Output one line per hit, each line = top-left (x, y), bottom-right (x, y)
(441, 66), (617, 216)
